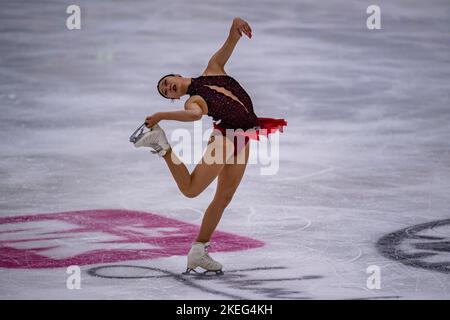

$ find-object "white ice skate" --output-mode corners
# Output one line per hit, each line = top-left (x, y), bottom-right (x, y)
(183, 242), (224, 275)
(131, 123), (170, 157)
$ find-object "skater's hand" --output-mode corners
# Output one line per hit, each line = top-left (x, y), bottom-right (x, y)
(232, 17), (252, 39)
(145, 113), (161, 128)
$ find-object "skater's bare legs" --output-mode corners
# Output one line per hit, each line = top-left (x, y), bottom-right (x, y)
(162, 131), (234, 198)
(196, 142), (250, 243)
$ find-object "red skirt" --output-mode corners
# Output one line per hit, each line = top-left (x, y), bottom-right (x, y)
(213, 117), (288, 156)
(244, 117), (288, 140)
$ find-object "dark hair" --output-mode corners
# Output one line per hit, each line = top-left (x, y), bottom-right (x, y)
(157, 73), (176, 99)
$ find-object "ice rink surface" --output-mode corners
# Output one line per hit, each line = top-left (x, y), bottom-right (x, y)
(1, 0), (449, 299)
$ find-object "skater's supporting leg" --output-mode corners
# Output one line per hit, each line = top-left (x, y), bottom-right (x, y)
(196, 142), (250, 243)
(162, 132), (234, 198)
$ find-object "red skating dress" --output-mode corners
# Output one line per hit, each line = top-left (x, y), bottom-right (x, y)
(186, 75), (287, 155)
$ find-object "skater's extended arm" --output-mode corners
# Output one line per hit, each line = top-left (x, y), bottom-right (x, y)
(206, 17), (252, 73)
(145, 103), (203, 127)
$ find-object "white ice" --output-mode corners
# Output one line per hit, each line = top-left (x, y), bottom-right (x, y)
(0, 0), (449, 299)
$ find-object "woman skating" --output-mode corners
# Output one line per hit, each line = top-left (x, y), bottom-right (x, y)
(133, 17), (287, 274)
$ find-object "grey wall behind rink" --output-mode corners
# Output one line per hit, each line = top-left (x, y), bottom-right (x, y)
(0, 0), (450, 299)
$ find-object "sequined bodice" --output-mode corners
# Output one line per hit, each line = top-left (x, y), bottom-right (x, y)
(186, 75), (258, 130)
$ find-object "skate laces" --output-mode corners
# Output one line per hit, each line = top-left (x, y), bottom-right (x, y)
(201, 243), (220, 267)
(203, 242), (213, 257)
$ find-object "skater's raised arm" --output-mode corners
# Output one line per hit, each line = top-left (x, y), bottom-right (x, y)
(205, 17), (252, 73)
(145, 103), (203, 128)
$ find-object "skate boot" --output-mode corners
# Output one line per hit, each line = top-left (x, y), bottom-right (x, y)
(132, 123), (170, 157)
(183, 242), (224, 275)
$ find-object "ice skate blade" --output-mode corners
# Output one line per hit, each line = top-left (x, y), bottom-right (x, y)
(182, 268), (224, 276)
(129, 122), (157, 145)
(129, 123), (147, 144)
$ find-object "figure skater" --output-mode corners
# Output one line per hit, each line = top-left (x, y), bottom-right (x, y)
(133, 17), (287, 274)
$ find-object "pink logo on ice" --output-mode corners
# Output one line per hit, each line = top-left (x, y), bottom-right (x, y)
(0, 209), (264, 268)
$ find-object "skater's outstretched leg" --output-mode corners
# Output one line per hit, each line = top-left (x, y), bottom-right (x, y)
(162, 131), (235, 198)
(135, 125), (235, 198)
